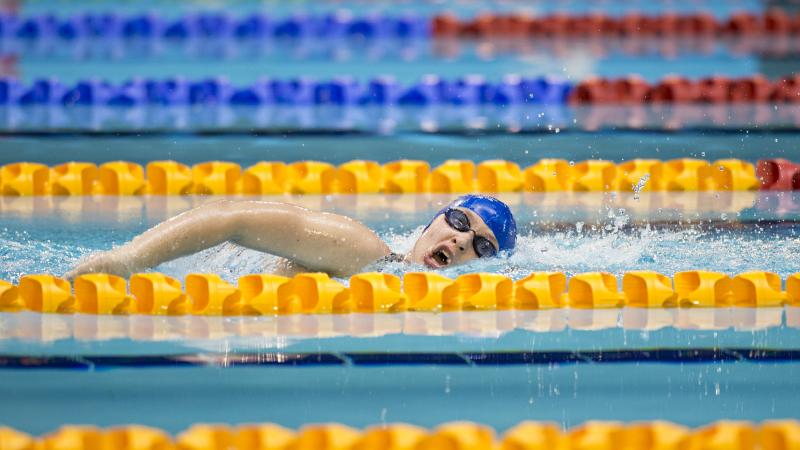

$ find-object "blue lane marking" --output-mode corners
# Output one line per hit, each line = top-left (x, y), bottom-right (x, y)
(0, 77), (572, 107)
(0, 348), (798, 370)
(0, 13), (432, 41)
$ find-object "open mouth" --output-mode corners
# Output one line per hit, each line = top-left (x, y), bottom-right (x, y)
(433, 249), (450, 266)
(425, 245), (452, 268)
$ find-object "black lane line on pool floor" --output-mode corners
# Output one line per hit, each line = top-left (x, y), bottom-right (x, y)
(0, 348), (798, 370)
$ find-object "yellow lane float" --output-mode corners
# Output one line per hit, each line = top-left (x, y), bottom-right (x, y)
(4, 420), (798, 450)
(0, 270), (795, 316)
(0, 158), (766, 196)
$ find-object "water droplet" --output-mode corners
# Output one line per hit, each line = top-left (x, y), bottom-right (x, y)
(632, 173), (650, 200)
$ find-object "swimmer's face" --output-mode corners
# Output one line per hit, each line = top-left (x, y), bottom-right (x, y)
(407, 207), (500, 269)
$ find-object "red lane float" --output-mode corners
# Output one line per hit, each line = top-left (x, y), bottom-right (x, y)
(570, 75), (800, 104)
(432, 9), (800, 39)
(757, 159), (800, 191)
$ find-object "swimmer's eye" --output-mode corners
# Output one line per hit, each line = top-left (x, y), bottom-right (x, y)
(444, 208), (497, 258)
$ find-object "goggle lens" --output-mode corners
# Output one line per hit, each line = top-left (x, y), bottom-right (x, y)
(445, 209), (470, 232)
(444, 209), (497, 258)
(473, 236), (496, 258)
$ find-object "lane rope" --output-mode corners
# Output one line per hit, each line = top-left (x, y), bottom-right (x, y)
(1, 420), (798, 450)
(2, 270), (798, 315)
(1, 158), (790, 196)
(3, 75), (799, 107)
(3, 11), (800, 42)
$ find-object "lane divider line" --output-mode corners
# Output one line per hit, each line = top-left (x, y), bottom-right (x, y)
(2, 158), (790, 196)
(2, 270), (798, 316)
(1, 420), (799, 450)
(4, 75), (800, 107)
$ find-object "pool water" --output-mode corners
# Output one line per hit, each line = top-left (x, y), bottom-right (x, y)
(3, 1), (791, 85)
(21, 0), (765, 17)
(1, 192), (800, 283)
(13, 38), (766, 84)
(1, 191), (798, 435)
(1, 353), (798, 435)
(2, 0), (800, 440)
(0, 130), (798, 163)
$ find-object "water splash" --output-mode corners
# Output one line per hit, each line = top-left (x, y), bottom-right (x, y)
(369, 212), (800, 282)
(632, 173), (650, 200)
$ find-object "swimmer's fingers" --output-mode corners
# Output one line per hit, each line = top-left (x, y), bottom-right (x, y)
(64, 253), (104, 281)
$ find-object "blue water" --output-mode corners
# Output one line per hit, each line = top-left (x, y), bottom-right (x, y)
(1, 192), (799, 283)
(0, 360), (797, 434)
(2, 2), (786, 84)
(10, 39), (764, 84)
(2, 0), (800, 438)
(0, 130), (799, 165)
(20, 0), (766, 19)
(7, 105), (800, 134)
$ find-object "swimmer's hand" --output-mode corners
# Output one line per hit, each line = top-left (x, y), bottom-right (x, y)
(65, 250), (133, 280)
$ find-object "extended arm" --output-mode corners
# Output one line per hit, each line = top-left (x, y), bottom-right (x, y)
(66, 200), (390, 279)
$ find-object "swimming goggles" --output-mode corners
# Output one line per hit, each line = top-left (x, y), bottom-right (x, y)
(444, 208), (498, 258)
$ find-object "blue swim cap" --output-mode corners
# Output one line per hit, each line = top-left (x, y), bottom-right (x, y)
(427, 194), (517, 253)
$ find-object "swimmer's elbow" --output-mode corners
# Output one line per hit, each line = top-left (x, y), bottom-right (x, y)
(198, 199), (247, 241)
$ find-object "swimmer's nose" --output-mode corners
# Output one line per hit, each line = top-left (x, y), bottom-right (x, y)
(452, 237), (466, 252)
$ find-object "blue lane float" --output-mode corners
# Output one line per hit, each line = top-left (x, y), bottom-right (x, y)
(0, 76), (573, 107)
(0, 13), (431, 41)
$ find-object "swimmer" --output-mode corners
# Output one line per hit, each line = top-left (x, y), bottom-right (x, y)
(66, 194), (516, 279)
